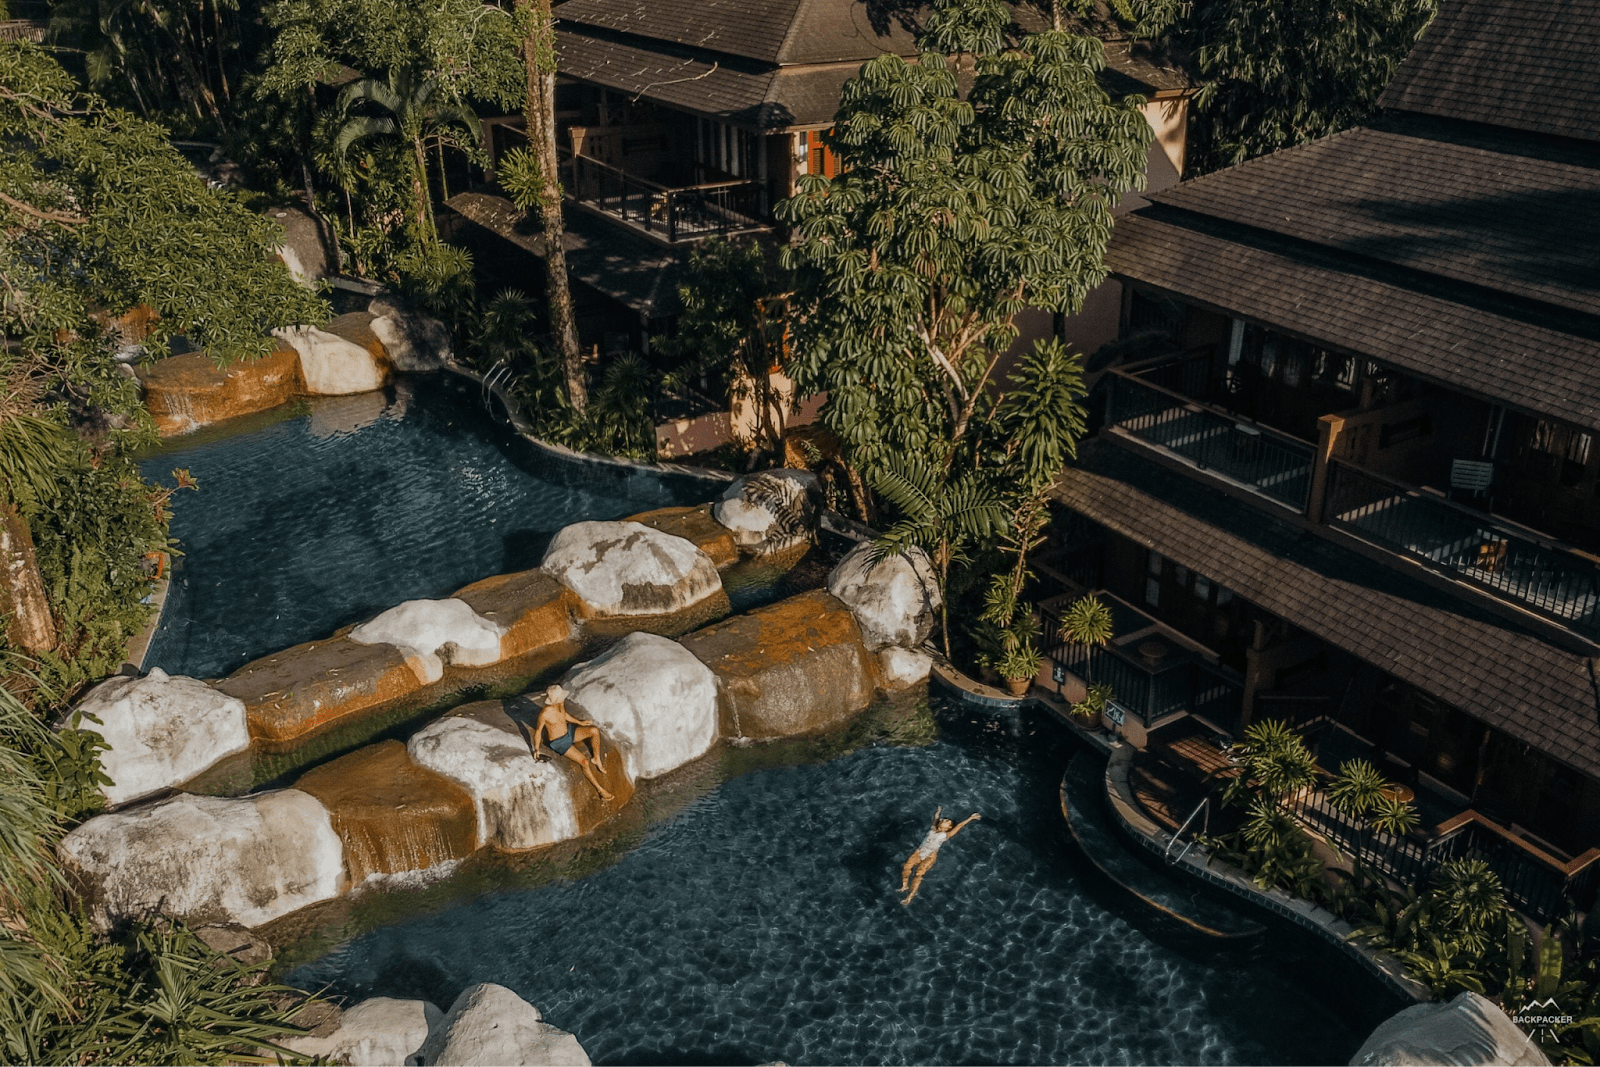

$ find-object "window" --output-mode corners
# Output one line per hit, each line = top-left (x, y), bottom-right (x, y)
(1525, 419), (1594, 487)
(1193, 576), (1211, 600)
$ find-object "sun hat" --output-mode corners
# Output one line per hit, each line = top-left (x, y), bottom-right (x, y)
(543, 684), (569, 704)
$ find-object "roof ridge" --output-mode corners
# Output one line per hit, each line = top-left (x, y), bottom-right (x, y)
(775, 0), (823, 64)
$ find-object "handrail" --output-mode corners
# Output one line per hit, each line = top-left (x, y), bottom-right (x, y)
(1164, 796), (1209, 864)
(1106, 366), (1314, 456)
(564, 148), (763, 195)
(1432, 809), (1600, 878)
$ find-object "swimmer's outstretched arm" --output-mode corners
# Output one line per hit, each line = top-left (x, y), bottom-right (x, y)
(931, 805), (943, 827)
(948, 813), (982, 837)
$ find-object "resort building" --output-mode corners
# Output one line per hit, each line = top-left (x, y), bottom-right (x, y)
(446, 0), (1193, 357)
(1040, 0), (1600, 921)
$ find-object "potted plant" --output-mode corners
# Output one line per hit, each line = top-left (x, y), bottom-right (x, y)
(997, 639), (1040, 697)
(1070, 681), (1114, 731)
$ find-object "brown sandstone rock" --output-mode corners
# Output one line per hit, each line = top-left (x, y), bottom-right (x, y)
(140, 348), (303, 435)
(215, 637), (421, 747)
(626, 504), (740, 568)
(447, 699), (634, 838)
(294, 740), (478, 882)
(678, 589), (881, 739)
(453, 570), (577, 659)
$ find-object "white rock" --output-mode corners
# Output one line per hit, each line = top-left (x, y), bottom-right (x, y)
(58, 789), (345, 930)
(878, 646), (933, 690)
(350, 599), (506, 685)
(368, 300), (451, 372)
(407, 717), (581, 850)
(541, 521), (721, 617)
(712, 469), (822, 554)
(283, 997), (442, 1066)
(420, 984), (590, 1067)
(60, 668), (249, 806)
(273, 324), (387, 395)
(827, 543), (942, 651)
(1350, 991), (1550, 1066)
(563, 633), (719, 781)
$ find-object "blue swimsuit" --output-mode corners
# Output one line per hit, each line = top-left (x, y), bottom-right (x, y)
(547, 721), (577, 755)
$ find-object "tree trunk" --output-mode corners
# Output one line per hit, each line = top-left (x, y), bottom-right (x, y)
(0, 500), (55, 653)
(521, 0), (587, 413)
(412, 137), (436, 246)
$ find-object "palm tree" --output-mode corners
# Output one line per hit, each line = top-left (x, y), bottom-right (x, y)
(870, 452), (1006, 657)
(335, 67), (480, 249)
(0, 372), (66, 653)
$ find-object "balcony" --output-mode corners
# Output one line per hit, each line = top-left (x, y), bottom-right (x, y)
(1325, 462), (1600, 639)
(1040, 592), (1244, 736)
(563, 152), (772, 244)
(1101, 352), (1600, 644)
(1104, 368), (1315, 511)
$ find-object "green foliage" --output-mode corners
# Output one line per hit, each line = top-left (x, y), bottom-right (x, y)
(1060, 594), (1114, 647)
(1152, 0), (1437, 173)
(1069, 680), (1113, 721)
(1228, 718), (1317, 800)
(498, 145), (554, 215)
(20, 451), (172, 698)
(652, 238), (791, 456)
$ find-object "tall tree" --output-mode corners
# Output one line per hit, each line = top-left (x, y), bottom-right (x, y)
(0, 39), (324, 678)
(511, 0), (586, 413)
(777, 0), (1149, 621)
(1171, 0), (1435, 172)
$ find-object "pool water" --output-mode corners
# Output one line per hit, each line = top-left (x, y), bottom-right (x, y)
(288, 705), (1392, 1065)
(139, 375), (716, 679)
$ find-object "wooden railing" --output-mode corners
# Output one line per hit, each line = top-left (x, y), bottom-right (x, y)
(562, 150), (769, 243)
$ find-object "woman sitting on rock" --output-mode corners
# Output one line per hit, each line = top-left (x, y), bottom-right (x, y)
(898, 806), (980, 905)
(530, 684), (614, 802)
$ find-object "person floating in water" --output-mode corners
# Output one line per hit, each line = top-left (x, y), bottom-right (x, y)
(898, 806), (980, 905)
(530, 684), (614, 801)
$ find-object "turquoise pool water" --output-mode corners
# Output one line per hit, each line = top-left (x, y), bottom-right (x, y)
(288, 705), (1395, 1065)
(138, 375), (714, 679)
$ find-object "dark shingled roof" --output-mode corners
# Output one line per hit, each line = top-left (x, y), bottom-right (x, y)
(1054, 441), (1600, 779)
(1146, 115), (1600, 320)
(557, 30), (861, 127)
(1106, 211), (1600, 433)
(445, 191), (685, 317)
(1380, 0), (1600, 144)
(555, 0), (1192, 126)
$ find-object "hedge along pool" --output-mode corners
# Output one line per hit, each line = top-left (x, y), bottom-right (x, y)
(137, 373), (721, 680)
(285, 700), (1400, 1066)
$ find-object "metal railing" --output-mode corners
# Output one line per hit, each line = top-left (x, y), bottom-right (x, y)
(1292, 787), (1600, 922)
(1325, 461), (1600, 639)
(563, 152), (769, 243)
(1043, 618), (1244, 730)
(1105, 371), (1315, 512)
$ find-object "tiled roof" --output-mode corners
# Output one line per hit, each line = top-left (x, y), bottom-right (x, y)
(557, 30), (867, 127)
(1380, 0), (1600, 144)
(555, 0), (1193, 95)
(1105, 211), (1600, 433)
(1054, 441), (1600, 779)
(444, 191), (686, 316)
(1146, 115), (1600, 320)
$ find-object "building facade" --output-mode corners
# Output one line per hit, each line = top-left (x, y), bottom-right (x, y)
(1042, 0), (1600, 920)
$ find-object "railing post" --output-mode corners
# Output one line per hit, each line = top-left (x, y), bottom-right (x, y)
(1307, 412), (1343, 522)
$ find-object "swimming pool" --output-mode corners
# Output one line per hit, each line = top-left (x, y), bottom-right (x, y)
(138, 375), (718, 680)
(286, 702), (1396, 1065)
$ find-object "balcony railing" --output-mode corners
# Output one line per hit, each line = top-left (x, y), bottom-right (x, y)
(1105, 371), (1315, 512)
(1326, 461), (1600, 639)
(1294, 787), (1600, 922)
(1042, 608), (1244, 735)
(563, 152), (769, 243)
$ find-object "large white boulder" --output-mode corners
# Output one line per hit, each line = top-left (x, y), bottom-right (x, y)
(564, 632), (719, 780)
(369, 297), (451, 372)
(878, 646), (933, 691)
(419, 984), (590, 1067)
(60, 668), (249, 806)
(541, 521), (721, 618)
(350, 599), (506, 685)
(1350, 991), (1550, 1066)
(283, 997), (441, 1066)
(273, 324), (387, 395)
(712, 469), (822, 555)
(407, 716), (581, 850)
(58, 789), (345, 930)
(826, 543), (942, 651)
